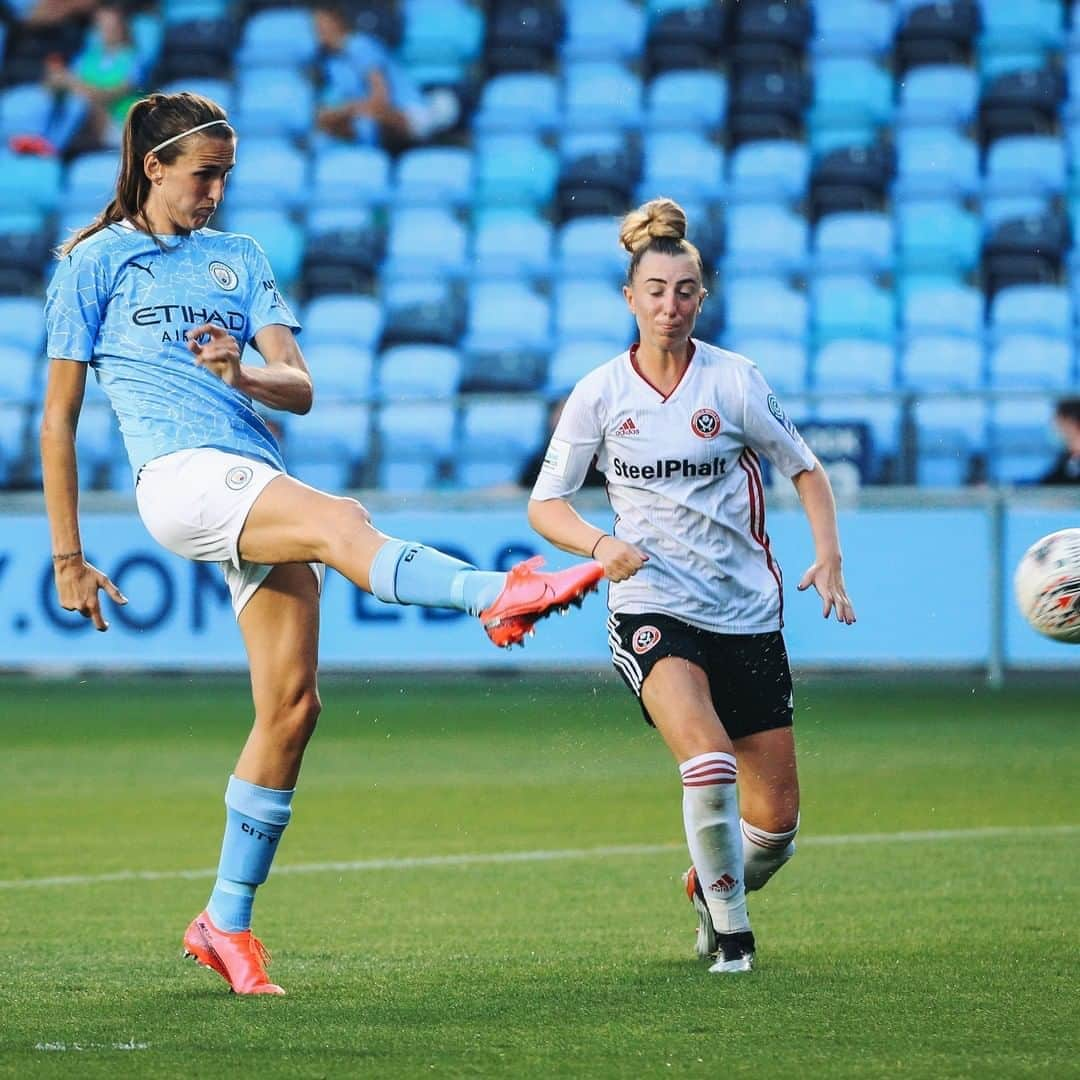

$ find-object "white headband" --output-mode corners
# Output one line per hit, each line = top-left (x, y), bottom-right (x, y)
(149, 119), (230, 154)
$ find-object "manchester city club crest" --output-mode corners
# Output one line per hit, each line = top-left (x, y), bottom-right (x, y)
(225, 466), (253, 491)
(209, 261), (239, 291)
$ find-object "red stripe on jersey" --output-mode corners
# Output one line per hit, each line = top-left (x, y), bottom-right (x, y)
(629, 340), (697, 402)
(738, 448), (784, 624)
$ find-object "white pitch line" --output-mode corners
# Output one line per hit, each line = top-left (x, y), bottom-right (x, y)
(2, 824), (1077, 891)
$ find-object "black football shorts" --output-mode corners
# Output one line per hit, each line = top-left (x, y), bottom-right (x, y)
(606, 612), (794, 740)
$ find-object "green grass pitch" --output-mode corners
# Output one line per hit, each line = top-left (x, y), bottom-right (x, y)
(1, 672), (1077, 1079)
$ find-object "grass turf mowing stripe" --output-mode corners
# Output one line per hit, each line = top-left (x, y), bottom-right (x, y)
(2, 823), (1077, 890)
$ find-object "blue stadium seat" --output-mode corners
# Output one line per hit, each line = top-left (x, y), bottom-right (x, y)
(303, 344), (375, 402)
(563, 0), (646, 61)
(0, 83), (54, 143)
(989, 285), (1072, 339)
(0, 297), (45, 354)
(555, 279), (635, 343)
(724, 279), (809, 342)
(900, 335), (985, 390)
(979, 0), (1063, 81)
(724, 337), (809, 394)
(379, 277), (464, 348)
(384, 208), (468, 280)
(0, 344), (36, 403)
(472, 211), (554, 280)
(895, 64), (978, 127)
(162, 0), (229, 25)
(236, 8), (318, 68)
(159, 77), (233, 114)
(645, 70), (727, 131)
(0, 402), (27, 470)
(556, 218), (628, 280)
(394, 147), (473, 208)
(564, 62), (644, 132)
(474, 135), (558, 207)
(987, 395), (1059, 483)
(473, 73), (561, 136)
(813, 339), (895, 392)
(64, 151), (119, 213)
(728, 139), (810, 204)
(913, 398), (987, 487)
(376, 401), (456, 490)
(399, 0), (484, 84)
(377, 344), (462, 400)
(896, 201), (981, 274)
(0, 151), (61, 215)
(812, 0), (894, 56)
(893, 128), (979, 200)
(814, 211), (894, 274)
(982, 195), (1051, 230)
(233, 67), (314, 140)
(902, 284), (984, 339)
(988, 334), (1073, 389)
(286, 402), (371, 491)
(464, 281), (551, 353)
(814, 396), (902, 467)
(72, 399), (121, 487)
(303, 296), (383, 351)
(984, 135), (1067, 198)
(811, 58), (894, 131)
(224, 209), (303, 287)
(457, 398), (547, 489)
(228, 139), (308, 211)
(723, 204), (809, 277)
(639, 132), (724, 204)
(811, 275), (896, 344)
(547, 339), (626, 394)
(311, 144), (390, 207)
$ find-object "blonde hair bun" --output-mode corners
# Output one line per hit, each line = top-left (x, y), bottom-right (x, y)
(619, 197), (688, 254)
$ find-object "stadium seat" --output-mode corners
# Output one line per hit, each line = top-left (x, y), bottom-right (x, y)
(473, 135), (558, 207)
(384, 208), (468, 281)
(473, 73), (561, 135)
(555, 144), (638, 221)
(303, 296), (384, 352)
(555, 279), (635, 343)
(729, 69), (810, 145)
(555, 218), (628, 281)
(563, 0), (646, 61)
(302, 207), (384, 298)
(814, 211), (894, 275)
(728, 139), (810, 204)
(814, 395), (902, 473)
(398, 0), (484, 84)
(0, 344), (36, 403)
(377, 345), (462, 400)
(303, 344), (375, 402)
(896, 64), (978, 127)
(978, 0), (1063, 81)
(224, 209), (303, 288)
(808, 141), (892, 219)
(159, 77), (233, 114)
(989, 285), (1072, 339)
(893, 128), (979, 200)
(0, 402), (28, 472)
(896, 201), (980, 275)
(457, 398), (547, 489)
(0, 151), (61, 215)
(894, 0), (980, 72)
(639, 132), (724, 204)
(988, 334), (1073, 390)
(645, 5), (727, 74)
(645, 70), (727, 131)
(376, 401), (456, 490)
(813, 339), (895, 392)
(311, 144), (390, 208)
(901, 284), (983, 339)
(64, 151), (121, 213)
(0, 223), (50, 295)
(899, 335), (984, 390)
(987, 395), (1058, 483)
(546, 339), (626, 394)
(979, 68), (1064, 145)
(913, 397), (987, 486)
(723, 204), (809, 277)
(984, 136), (1066, 198)
(484, 0), (564, 74)
(724, 337), (809, 394)
(228, 139), (307, 211)
(728, 0), (811, 71)
(0, 297), (45, 354)
(472, 211), (554, 280)
(981, 195), (1050, 230)
(464, 281), (551, 355)
(232, 67), (314, 140)
(810, 58), (894, 132)
(379, 278), (464, 349)
(982, 213), (1068, 296)
(812, 275), (895, 344)
(287, 402), (371, 490)
(811, 0), (893, 57)
(0, 83), (55, 143)
(394, 147), (473, 208)
(724, 279), (809, 342)
(236, 8), (318, 69)
(564, 62), (644, 131)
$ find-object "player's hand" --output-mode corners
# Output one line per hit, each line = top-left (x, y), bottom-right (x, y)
(797, 555), (856, 624)
(593, 535), (649, 583)
(187, 323), (241, 386)
(53, 557), (128, 632)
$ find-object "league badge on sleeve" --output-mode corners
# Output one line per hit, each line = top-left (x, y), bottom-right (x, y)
(542, 437), (571, 478)
(767, 393), (799, 441)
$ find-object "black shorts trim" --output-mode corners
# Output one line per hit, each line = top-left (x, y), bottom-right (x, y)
(607, 612), (794, 741)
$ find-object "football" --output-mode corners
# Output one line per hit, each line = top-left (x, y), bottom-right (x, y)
(1014, 528), (1080, 643)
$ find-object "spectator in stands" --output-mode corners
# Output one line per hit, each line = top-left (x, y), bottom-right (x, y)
(312, 2), (458, 150)
(1039, 398), (1080, 485)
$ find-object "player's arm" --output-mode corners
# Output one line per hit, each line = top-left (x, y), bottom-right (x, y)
(186, 322), (313, 415)
(528, 497), (646, 583)
(790, 462), (855, 624)
(40, 359), (127, 631)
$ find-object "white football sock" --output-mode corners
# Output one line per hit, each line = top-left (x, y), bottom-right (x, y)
(741, 815), (799, 892)
(680, 751), (750, 934)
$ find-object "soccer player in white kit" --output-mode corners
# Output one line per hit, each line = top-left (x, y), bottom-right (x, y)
(529, 198), (857, 973)
(40, 91), (602, 995)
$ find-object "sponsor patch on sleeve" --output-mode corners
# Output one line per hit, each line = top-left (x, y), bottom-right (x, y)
(767, 393), (799, 441)
(541, 437), (571, 478)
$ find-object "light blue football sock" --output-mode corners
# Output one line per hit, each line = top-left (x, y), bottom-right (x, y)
(368, 540), (505, 615)
(206, 775), (294, 933)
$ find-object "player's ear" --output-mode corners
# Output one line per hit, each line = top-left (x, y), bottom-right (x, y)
(144, 151), (164, 184)
(698, 288), (708, 311)
(622, 283), (635, 313)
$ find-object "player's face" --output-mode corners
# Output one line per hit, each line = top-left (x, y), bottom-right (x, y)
(623, 251), (705, 352)
(144, 135), (236, 234)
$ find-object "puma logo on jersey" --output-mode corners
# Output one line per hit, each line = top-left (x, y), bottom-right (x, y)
(613, 416), (640, 436)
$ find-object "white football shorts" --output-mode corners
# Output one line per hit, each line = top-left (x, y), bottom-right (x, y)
(135, 447), (324, 617)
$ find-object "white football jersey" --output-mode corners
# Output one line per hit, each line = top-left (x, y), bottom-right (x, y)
(531, 340), (817, 632)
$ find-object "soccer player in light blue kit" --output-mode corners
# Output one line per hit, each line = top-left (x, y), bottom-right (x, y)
(41, 92), (603, 996)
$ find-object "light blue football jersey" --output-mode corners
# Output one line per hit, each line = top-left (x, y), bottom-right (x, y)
(45, 222), (300, 479)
